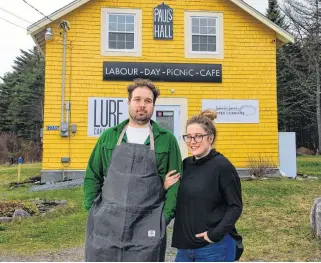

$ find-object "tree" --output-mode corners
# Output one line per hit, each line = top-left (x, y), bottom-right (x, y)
(0, 47), (44, 142)
(266, 0), (288, 29)
(283, 0), (321, 152)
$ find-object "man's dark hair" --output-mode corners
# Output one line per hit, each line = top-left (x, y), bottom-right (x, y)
(127, 78), (160, 104)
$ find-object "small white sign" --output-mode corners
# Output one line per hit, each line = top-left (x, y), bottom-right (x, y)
(88, 97), (128, 137)
(148, 230), (156, 237)
(202, 99), (259, 123)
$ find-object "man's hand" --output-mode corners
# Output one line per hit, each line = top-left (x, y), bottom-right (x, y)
(163, 170), (180, 190)
(195, 231), (214, 243)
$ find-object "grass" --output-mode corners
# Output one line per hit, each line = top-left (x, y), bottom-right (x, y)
(0, 158), (321, 261)
(0, 163), (87, 253)
(238, 178), (321, 261)
(297, 155), (321, 177)
(0, 163), (42, 185)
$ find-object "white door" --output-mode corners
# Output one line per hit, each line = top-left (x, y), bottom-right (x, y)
(152, 105), (181, 144)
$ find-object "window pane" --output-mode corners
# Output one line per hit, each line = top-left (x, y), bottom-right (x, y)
(192, 26), (199, 34)
(109, 14), (117, 23)
(192, 35), (200, 44)
(126, 15), (134, 23)
(118, 15), (125, 23)
(208, 18), (216, 26)
(208, 43), (216, 52)
(200, 36), (208, 44)
(117, 33), (125, 41)
(109, 41), (117, 49)
(118, 23), (125, 31)
(191, 17), (199, 27)
(200, 44), (207, 51)
(126, 41), (134, 49)
(109, 22), (117, 31)
(208, 36), (216, 44)
(125, 33), (134, 42)
(117, 42), (126, 49)
(109, 32), (117, 41)
(200, 26), (207, 34)
(126, 23), (134, 31)
(207, 26), (216, 35)
(200, 18), (207, 26)
(192, 43), (199, 51)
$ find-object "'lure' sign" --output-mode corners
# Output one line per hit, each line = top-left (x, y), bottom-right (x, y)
(88, 98), (129, 136)
(154, 3), (173, 40)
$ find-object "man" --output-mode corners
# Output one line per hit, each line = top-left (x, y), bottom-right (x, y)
(84, 78), (182, 262)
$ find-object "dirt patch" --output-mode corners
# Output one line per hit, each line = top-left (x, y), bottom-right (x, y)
(0, 245), (85, 262)
(0, 200), (67, 221)
(0, 230), (177, 262)
(9, 176), (41, 189)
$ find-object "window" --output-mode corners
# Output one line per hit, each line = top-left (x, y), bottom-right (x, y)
(108, 14), (135, 50)
(101, 8), (142, 57)
(191, 17), (217, 52)
(185, 12), (224, 59)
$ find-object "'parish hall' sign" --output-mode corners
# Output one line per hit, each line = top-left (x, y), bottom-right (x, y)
(154, 3), (173, 40)
(103, 62), (222, 83)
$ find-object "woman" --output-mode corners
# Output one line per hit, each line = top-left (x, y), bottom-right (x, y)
(164, 109), (243, 262)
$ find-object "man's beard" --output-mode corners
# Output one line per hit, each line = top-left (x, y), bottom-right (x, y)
(129, 110), (152, 125)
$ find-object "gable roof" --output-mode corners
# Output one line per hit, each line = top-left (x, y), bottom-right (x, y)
(28, 0), (294, 53)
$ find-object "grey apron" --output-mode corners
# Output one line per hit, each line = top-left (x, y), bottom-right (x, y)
(85, 124), (166, 262)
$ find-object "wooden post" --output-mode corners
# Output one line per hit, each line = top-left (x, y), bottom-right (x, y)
(17, 163), (21, 183)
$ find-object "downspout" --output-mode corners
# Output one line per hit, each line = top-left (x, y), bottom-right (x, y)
(60, 20), (70, 137)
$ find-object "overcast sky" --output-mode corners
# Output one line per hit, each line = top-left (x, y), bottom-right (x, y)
(0, 0), (269, 79)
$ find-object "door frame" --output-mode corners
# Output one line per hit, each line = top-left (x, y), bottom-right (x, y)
(155, 98), (188, 159)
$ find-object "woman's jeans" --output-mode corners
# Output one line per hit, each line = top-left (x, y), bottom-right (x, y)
(175, 235), (236, 262)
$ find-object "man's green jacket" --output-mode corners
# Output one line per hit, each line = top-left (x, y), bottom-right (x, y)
(84, 119), (182, 223)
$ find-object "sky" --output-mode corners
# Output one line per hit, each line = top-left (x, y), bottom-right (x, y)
(0, 0), (269, 79)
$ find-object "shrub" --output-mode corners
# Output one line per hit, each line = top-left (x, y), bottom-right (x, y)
(247, 154), (278, 177)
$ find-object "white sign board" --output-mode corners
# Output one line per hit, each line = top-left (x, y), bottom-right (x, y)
(88, 98), (128, 136)
(202, 99), (259, 123)
(278, 132), (297, 178)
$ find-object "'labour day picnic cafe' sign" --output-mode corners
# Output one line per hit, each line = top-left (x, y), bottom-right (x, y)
(103, 62), (222, 83)
(154, 3), (173, 40)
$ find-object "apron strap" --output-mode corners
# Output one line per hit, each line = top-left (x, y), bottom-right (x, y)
(116, 123), (155, 151)
(149, 125), (155, 151)
(117, 125), (128, 146)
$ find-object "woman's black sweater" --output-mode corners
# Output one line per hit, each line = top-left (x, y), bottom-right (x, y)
(172, 150), (243, 249)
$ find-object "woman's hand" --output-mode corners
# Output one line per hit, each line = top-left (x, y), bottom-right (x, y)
(163, 170), (180, 190)
(195, 231), (214, 243)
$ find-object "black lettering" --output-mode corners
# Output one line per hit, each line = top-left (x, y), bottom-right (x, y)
(117, 100), (123, 124)
(101, 100), (108, 127)
(109, 100), (117, 126)
(94, 100), (99, 127)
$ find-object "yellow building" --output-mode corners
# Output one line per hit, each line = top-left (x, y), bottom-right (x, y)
(28, 0), (294, 182)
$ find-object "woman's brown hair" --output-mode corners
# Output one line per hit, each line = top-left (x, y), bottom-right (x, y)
(186, 109), (217, 144)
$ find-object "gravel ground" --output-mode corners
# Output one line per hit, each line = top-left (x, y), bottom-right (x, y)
(28, 179), (84, 192)
(0, 225), (177, 262)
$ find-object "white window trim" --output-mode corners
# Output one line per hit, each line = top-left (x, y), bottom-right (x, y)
(101, 8), (142, 57)
(185, 11), (224, 59)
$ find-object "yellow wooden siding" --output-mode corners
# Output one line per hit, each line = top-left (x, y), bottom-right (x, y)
(42, 0), (278, 170)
